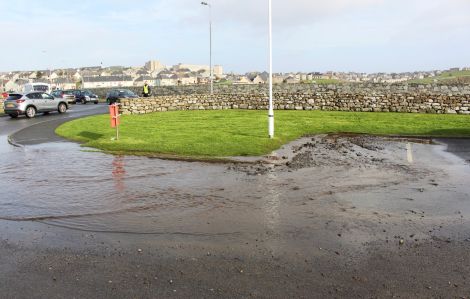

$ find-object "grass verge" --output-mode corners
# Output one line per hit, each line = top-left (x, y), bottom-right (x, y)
(56, 110), (470, 157)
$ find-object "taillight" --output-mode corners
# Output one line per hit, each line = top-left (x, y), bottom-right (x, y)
(16, 100), (25, 103)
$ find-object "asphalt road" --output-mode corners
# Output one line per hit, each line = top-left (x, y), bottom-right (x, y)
(1, 103), (108, 145)
(0, 108), (470, 298)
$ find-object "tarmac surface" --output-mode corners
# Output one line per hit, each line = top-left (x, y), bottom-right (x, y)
(1, 107), (470, 298)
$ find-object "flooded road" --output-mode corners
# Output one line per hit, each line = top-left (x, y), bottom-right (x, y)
(1, 109), (470, 298)
(1, 129), (469, 240)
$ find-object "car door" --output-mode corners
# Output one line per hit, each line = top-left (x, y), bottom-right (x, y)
(41, 93), (56, 111)
(27, 92), (45, 111)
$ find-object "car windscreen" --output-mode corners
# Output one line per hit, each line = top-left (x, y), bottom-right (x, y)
(6, 94), (22, 101)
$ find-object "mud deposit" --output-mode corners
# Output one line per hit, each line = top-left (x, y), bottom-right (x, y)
(1, 135), (470, 298)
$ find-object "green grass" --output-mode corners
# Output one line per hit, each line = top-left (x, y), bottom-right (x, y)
(56, 110), (470, 158)
(408, 70), (470, 84)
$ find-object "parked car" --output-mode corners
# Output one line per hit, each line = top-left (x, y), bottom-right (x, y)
(51, 89), (76, 104)
(3, 92), (68, 118)
(74, 90), (99, 104)
(106, 89), (138, 105)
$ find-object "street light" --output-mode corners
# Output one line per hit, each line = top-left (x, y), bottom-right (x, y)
(201, 1), (213, 95)
(41, 50), (52, 91)
(268, 0), (274, 138)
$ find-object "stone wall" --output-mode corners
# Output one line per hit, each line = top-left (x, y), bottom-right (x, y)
(92, 83), (470, 98)
(120, 92), (470, 115)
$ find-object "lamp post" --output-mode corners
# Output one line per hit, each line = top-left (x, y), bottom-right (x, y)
(41, 50), (52, 91)
(268, 0), (274, 138)
(201, 1), (213, 95)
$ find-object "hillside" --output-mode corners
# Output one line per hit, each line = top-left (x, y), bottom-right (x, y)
(408, 70), (470, 84)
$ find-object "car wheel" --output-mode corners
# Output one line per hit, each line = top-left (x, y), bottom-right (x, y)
(94, 101), (98, 104)
(82, 99), (87, 104)
(58, 103), (67, 114)
(25, 106), (36, 118)
(8, 114), (18, 118)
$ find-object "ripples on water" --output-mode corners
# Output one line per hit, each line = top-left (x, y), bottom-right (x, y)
(0, 142), (253, 233)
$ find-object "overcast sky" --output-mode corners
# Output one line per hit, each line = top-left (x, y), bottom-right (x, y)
(0, 0), (469, 73)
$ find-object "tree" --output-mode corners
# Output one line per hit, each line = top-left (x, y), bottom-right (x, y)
(36, 71), (43, 79)
(76, 79), (83, 89)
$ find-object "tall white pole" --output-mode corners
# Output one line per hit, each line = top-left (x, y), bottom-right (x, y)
(209, 4), (213, 95)
(201, 2), (213, 95)
(268, 0), (274, 138)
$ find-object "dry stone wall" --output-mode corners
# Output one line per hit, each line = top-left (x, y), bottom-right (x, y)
(92, 83), (470, 98)
(120, 91), (470, 115)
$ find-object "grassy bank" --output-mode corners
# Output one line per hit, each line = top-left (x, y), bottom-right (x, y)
(408, 70), (470, 84)
(56, 110), (470, 157)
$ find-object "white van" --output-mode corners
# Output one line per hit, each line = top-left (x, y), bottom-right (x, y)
(23, 83), (51, 94)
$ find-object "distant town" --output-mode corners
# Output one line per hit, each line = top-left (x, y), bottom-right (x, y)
(1, 60), (469, 92)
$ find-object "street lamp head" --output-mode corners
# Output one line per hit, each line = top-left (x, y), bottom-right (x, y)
(201, 2), (209, 6)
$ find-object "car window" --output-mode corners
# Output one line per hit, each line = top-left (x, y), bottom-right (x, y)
(6, 94), (22, 101)
(41, 93), (54, 100)
(27, 93), (41, 99)
(64, 90), (76, 95)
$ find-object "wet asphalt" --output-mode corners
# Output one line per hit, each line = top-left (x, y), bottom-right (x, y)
(0, 108), (470, 298)
(2, 103), (108, 145)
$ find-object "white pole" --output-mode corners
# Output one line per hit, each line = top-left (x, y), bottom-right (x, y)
(201, 2), (213, 95)
(268, 0), (274, 138)
(209, 4), (213, 95)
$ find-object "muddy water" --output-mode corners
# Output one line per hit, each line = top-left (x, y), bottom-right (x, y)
(0, 135), (469, 244)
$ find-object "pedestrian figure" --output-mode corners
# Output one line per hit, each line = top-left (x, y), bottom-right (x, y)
(142, 82), (151, 97)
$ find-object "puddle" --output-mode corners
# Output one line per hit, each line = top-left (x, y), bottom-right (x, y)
(0, 135), (468, 239)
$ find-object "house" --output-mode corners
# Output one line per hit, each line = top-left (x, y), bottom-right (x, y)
(136, 69), (150, 76)
(273, 75), (286, 84)
(82, 76), (134, 88)
(309, 72), (324, 80)
(179, 74), (198, 85)
(156, 74), (178, 86)
(5, 79), (29, 92)
(53, 78), (77, 90)
(284, 76), (301, 84)
(197, 76), (210, 84)
(134, 75), (156, 87)
(252, 72), (269, 84)
(233, 76), (252, 85)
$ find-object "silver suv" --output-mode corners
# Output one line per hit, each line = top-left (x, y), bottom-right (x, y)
(3, 92), (68, 118)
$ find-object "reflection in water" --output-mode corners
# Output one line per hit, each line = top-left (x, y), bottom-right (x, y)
(407, 143), (414, 164)
(263, 172), (281, 232)
(112, 156), (126, 192)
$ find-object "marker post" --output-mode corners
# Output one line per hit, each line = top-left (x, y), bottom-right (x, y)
(109, 103), (121, 140)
